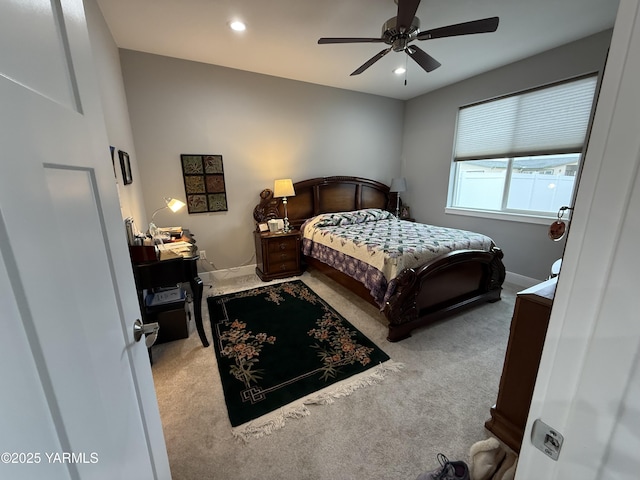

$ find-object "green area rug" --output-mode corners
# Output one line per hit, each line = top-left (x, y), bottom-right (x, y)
(207, 280), (400, 440)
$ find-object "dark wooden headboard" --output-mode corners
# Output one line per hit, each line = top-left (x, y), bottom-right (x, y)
(253, 176), (394, 230)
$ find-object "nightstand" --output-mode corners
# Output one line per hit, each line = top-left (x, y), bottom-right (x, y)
(254, 229), (303, 281)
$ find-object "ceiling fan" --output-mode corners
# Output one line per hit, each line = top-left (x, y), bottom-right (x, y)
(318, 0), (499, 76)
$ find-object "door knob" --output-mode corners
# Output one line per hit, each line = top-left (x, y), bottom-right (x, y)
(133, 319), (160, 348)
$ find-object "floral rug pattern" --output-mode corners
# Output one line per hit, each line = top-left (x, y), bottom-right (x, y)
(208, 281), (392, 431)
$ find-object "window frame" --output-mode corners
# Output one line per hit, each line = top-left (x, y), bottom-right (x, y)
(446, 73), (599, 223)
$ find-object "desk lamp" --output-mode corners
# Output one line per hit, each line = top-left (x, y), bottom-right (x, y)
(149, 197), (186, 236)
(390, 177), (407, 218)
(273, 179), (296, 232)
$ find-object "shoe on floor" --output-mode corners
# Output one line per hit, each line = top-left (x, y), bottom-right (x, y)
(416, 453), (470, 480)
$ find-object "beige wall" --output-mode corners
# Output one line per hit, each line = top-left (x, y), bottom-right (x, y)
(85, 0), (146, 229)
(87, 0), (612, 281)
(119, 50), (405, 270)
(402, 30), (613, 281)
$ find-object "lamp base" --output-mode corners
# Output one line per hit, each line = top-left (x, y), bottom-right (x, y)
(282, 196), (291, 232)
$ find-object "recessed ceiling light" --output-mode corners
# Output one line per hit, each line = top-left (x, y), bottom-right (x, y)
(393, 67), (406, 75)
(229, 21), (246, 32)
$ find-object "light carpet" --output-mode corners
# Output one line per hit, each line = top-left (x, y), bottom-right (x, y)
(150, 268), (518, 480)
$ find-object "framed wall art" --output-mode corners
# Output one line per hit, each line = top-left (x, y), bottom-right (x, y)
(110, 146), (117, 179)
(119, 150), (132, 185)
(180, 154), (228, 213)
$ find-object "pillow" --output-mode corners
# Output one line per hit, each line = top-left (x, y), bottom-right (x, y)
(312, 208), (394, 228)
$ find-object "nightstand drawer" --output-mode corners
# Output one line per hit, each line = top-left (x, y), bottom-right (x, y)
(269, 259), (299, 273)
(269, 249), (297, 262)
(266, 237), (298, 254)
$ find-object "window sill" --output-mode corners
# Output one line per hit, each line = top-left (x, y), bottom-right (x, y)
(445, 207), (557, 225)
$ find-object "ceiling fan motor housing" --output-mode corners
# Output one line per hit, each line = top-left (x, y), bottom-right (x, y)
(382, 16), (421, 52)
(317, 0), (499, 77)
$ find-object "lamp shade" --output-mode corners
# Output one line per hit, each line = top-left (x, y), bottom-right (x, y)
(166, 197), (186, 212)
(274, 179), (295, 198)
(150, 197), (186, 227)
(390, 177), (407, 193)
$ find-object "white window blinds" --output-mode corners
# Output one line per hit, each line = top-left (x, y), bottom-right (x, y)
(454, 75), (598, 161)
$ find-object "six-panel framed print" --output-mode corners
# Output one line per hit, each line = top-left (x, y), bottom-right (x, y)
(180, 154), (228, 213)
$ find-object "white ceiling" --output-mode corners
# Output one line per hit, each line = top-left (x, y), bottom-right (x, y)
(95, 0), (619, 101)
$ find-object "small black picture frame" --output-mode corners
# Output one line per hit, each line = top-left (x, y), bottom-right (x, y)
(119, 150), (132, 185)
(110, 146), (117, 179)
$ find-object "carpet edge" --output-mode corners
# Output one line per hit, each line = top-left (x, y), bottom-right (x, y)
(231, 360), (405, 442)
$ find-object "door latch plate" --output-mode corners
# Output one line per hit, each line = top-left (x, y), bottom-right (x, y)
(531, 419), (564, 460)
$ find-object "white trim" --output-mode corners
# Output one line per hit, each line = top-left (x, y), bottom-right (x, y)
(203, 266), (539, 294)
(201, 265), (540, 296)
(199, 265), (257, 284)
(445, 207), (557, 225)
(504, 271), (542, 290)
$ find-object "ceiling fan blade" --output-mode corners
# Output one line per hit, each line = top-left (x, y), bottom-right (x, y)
(417, 16), (499, 40)
(318, 37), (384, 44)
(350, 48), (392, 76)
(396, 0), (421, 32)
(406, 45), (441, 72)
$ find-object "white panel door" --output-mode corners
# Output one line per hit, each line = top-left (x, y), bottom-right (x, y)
(0, 1), (170, 479)
(517, 0), (640, 478)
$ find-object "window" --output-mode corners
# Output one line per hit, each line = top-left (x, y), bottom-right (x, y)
(447, 74), (598, 219)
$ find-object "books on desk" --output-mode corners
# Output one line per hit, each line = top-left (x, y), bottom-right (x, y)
(157, 226), (183, 238)
(157, 241), (195, 259)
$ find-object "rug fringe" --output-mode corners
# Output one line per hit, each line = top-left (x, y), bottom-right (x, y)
(232, 360), (404, 442)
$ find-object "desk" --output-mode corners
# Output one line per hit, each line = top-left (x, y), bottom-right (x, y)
(130, 236), (209, 348)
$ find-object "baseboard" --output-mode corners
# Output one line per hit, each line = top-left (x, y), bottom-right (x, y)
(198, 265), (257, 284)
(199, 266), (540, 291)
(505, 271), (542, 289)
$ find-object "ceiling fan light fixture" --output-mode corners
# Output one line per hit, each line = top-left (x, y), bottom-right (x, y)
(393, 67), (406, 75)
(317, 0), (499, 77)
(229, 20), (246, 32)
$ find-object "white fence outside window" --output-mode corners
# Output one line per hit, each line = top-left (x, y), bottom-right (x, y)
(453, 171), (575, 214)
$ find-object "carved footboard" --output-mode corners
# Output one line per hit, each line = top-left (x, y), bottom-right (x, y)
(383, 247), (505, 341)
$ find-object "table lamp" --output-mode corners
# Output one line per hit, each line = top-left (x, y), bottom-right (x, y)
(149, 197), (186, 236)
(273, 179), (296, 232)
(390, 177), (407, 218)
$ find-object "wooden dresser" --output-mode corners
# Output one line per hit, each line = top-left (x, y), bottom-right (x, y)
(485, 277), (556, 453)
(254, 229), (303, 281)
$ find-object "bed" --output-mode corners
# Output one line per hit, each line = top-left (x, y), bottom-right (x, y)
(253, 176), (506, 342)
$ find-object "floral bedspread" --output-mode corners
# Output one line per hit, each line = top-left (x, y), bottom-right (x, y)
(301, 208), (495, 307)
